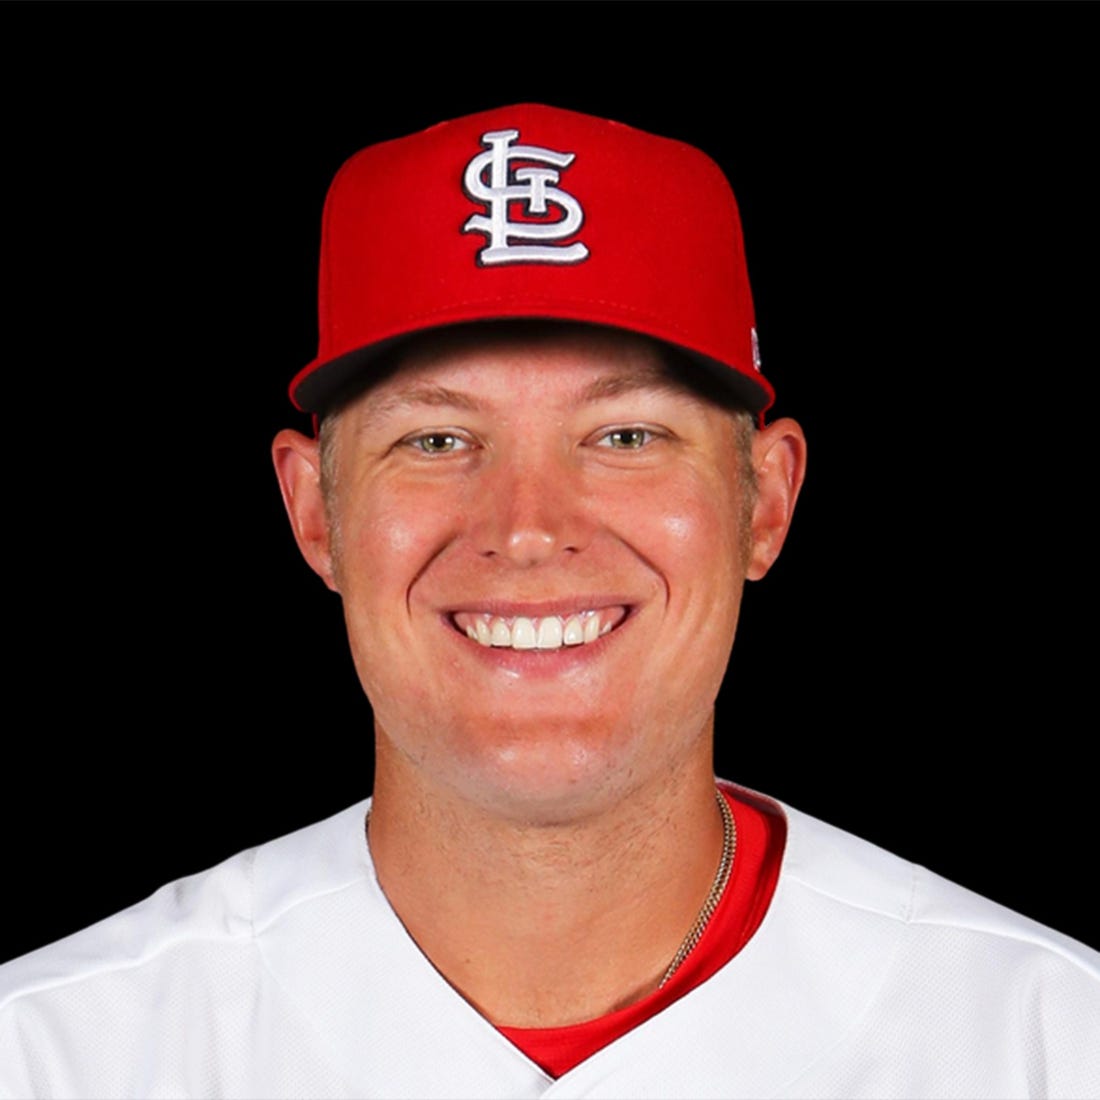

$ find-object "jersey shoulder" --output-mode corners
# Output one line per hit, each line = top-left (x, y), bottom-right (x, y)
(781, 800), (1098, 972)
(0, 801), (372, 1098)
(769, 802), (1099, 1098)
(0, 800), (370, 1006)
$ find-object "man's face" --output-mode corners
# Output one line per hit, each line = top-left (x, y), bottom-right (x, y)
(279, 327), (790, 823)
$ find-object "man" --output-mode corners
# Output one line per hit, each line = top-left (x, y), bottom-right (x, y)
(1, 104), (1096, 1098)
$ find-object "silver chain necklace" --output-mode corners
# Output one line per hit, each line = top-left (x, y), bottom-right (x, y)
(657, 789), (737, 988)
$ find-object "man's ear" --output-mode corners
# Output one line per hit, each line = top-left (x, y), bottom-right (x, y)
(746, 417), (808, 581)
(271, 428), (339, 592)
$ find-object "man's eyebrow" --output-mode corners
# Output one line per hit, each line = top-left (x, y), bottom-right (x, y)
(362, 384), (483, 423)
(578, 369), (687, 403)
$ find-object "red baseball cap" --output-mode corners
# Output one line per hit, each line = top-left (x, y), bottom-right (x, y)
(290, 103), (773, 416)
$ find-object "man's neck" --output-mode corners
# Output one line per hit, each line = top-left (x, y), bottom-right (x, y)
(366, 740), (724, 1028)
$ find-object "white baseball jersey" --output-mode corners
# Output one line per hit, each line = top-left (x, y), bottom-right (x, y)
(2, 786), (1097, 1098)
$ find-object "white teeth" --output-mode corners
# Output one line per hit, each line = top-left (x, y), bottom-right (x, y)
(563, 615), (585, 646)
(458, 609), (621, 651)
(536, 617), (563, 649)
(512, 617), (537, 649)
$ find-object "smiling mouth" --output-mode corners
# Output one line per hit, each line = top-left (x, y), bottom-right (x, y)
(451, 608), (628, 651)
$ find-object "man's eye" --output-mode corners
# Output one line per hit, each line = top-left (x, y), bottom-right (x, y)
(408, 432), (469, 454)
(598, 427), (655, 449)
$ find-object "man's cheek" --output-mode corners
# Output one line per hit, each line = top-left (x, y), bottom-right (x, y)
(346, 501), (458, 566)
(659, 512), (697, 545)
(650, 500), (733, 560)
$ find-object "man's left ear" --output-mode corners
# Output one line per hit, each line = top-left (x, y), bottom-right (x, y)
(746, 417), (808, 581)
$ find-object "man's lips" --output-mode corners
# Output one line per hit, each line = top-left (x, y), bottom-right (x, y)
(450, 607), (629, 651)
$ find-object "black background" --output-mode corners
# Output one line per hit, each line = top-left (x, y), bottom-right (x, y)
(4, 4), (1096, 963)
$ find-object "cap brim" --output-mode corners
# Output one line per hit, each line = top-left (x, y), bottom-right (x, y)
(291, 318), (774, 417)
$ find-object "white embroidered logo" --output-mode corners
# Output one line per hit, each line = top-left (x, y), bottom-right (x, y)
(462, 129), (589, 266)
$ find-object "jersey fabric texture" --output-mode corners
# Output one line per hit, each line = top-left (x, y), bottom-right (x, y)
(2, 783), (1098, 1099)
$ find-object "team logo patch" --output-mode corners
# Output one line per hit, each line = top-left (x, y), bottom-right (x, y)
(462, 128), (590, 266)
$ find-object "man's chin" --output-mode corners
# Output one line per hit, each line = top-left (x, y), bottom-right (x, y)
(378, 720), (653, 826)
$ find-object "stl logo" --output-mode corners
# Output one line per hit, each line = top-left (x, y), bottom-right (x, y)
(462, 129), (590, 266)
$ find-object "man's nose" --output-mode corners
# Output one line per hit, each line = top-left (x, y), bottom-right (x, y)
(472, 452), (591, 566)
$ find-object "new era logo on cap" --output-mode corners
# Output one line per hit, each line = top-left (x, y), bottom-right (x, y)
(290, 104), (773, 418)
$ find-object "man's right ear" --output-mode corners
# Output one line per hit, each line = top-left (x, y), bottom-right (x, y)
(271, 429), (339, 592)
